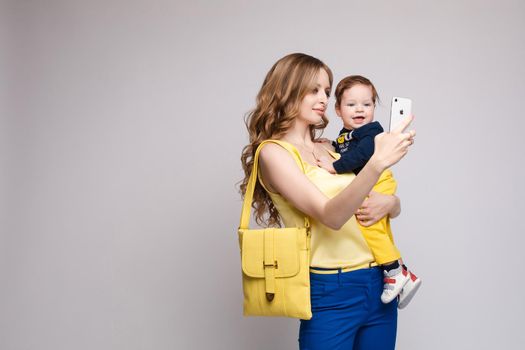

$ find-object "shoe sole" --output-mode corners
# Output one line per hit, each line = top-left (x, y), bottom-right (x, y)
(398, 279), (422, 309)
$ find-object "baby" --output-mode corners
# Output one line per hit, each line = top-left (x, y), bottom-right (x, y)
(319, 75), (421, 308)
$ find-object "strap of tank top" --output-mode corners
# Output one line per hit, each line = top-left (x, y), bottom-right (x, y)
(239, 140), (311, 230)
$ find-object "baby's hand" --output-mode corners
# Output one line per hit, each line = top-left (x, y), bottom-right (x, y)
(315, 138), (332, 144)
(317, 156), (336, 174)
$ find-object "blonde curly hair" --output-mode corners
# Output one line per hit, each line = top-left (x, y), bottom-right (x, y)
(240, 53), (333, 227)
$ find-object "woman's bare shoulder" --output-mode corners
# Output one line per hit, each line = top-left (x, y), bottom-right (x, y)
(259, 142), (300, 170)
(259, 141), (288, 160)
(258, 141), (306, 194)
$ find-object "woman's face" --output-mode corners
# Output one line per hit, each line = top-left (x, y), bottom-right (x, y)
(298, 68), (331, 125)
(336, 84), (375, 130)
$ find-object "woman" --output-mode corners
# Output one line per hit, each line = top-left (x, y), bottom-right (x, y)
(240, 53), (415, 349)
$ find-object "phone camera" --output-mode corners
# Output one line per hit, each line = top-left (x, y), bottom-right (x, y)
(394, 98), (398, 102)
(400, 110), (404, 115)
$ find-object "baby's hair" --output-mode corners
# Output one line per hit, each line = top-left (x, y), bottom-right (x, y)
(334, 75), (379, 108)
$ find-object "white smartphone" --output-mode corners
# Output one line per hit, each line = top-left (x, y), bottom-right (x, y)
(389, 97), (412, 132)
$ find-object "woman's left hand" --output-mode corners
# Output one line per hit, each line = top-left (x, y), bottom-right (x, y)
(355, 191), (400, 226)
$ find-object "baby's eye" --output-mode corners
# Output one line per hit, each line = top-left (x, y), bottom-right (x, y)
(347, 103), (355, 107)
(365, 103), (372, 107)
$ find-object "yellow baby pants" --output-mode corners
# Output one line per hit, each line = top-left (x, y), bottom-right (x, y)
(359, 169), (401, 264)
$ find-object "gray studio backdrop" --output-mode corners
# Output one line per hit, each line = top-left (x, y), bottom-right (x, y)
(2, 0), (525, 349)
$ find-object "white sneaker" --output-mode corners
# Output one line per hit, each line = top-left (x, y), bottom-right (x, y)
(398, 271), (422, 309)
(381, 266), (409, 304)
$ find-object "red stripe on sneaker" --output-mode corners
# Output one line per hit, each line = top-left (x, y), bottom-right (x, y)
(384, 278), (396, 284)
(410, 272), (418, 281)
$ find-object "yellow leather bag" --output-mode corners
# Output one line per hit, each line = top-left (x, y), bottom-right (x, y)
(238, 140), (312, 320)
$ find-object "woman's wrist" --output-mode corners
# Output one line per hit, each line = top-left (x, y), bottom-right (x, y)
(368, 155), (387, 174)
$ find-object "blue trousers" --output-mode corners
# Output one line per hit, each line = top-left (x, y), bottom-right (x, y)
(299, 267), (397, 350)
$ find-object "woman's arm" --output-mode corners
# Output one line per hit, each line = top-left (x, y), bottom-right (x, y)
(259, 143), (383, 229)
(259, 117), (414, 230)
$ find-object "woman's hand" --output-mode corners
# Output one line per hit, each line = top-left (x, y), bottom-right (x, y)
(356, 191), (401, 226)
(369, 115), (416, 172)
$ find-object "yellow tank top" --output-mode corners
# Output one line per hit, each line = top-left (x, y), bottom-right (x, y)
(257, 140), (375, 269)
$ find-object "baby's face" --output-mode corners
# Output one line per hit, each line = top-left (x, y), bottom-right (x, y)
(336, 84), (375, 130)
